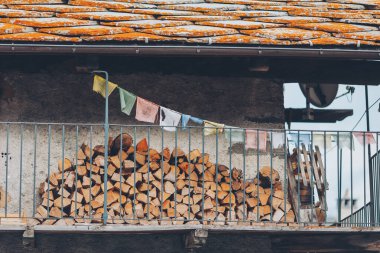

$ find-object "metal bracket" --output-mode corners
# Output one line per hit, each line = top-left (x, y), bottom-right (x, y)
(23, 226), (35, 248)
(184, 229), (208, 252)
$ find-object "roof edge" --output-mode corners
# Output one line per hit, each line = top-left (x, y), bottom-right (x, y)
(1, 43), (380, 60)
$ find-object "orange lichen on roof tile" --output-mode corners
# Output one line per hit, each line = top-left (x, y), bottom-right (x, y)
(1, 0), (63, 4)
(246, 16), (331, 24)
(307, 37), (377, 46)
(0, 8), (53, 17)
(287, 2), (365, 10)
(213, 10), (288, 17)
(38, 25), (134, 36)
(57, 12), (154, 21)
(0, 32), (80, 42)
(111, 8), (202, 16)
(159, 3), (249, 12)
(114, 0), (203, 4)
(294, 22), (378, 33)
(249, 5), (328, 12)
(7, 17), (97, 28)
(142, 25), (238, 37)
(242, 27), (330, 40)
(69, 0), (156, 9)
(187, 34), (259, 44)
(288, 10), (373, 19)
(338, 18), (380, 25)
(327, 0), (380, 6)
(158, 15), (240, 21)
(197, 20), (283, 29)
(82, 32), (177, 42)
(8, 4), (106, 13)
(101, 20), (192, 29)
(210, 0), (285, 5)
(334, 31), (380, 41)
(0, 23), (34, 34)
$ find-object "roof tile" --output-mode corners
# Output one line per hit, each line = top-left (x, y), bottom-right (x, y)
(57, 11), (154, 21)
(6, 17), (97, 28)
(0, 32), (81, 42)
(0, 8), (53, 17)
(334, 31), (380, 41)
(197, 20), (283, 29)
(82, 32), (176, 42)
(101, 20), (192, 29)
(0, 23), (34, 34)
(242, 27), (331, 40)
(294, 22), (378, 33)
(1, 0), (63, 4)
(246, 16), (331, 24)
(69, 0), (156, 9)
(38, 25), (134, 36)
(142, 25), (238, 37)
(7, 4), (106, 13)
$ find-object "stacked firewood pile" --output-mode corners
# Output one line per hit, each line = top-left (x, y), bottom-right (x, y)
(35, 133), (295, 225)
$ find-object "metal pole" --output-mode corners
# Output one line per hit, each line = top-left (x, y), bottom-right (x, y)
(365, 85), (375, 226)
(92, 70), (109, 225)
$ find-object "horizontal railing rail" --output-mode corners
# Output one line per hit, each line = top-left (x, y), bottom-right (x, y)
(0, 122), (378, 227)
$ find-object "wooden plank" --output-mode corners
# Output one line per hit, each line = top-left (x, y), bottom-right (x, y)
(286, 158), (299, 222)
(310, 147), (322, 191)
(299, 145), (308, 187)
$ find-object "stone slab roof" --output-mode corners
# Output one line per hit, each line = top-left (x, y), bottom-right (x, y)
(1, 0), (380, 47)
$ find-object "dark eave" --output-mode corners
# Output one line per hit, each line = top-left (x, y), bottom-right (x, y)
(2, 43), (380, 60)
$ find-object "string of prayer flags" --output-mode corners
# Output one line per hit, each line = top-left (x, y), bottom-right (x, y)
(135, 97), (159, 123)
(181, 114), (191, 129)
(93, 75), (118, 98)
(312, 133), (332, 149)
(287, 133), (311, 147)
(353, 132), (376, 146)
(159, 106), (182, 132)
(190, 116), (203, 125)
(119, 88), (136, 116)
(331, 133), (355, 150)
(271, 132), (285, 149)
(246, 130), (267, 151)
(224, 126), (244, 143)
(204, 120), (224, 136)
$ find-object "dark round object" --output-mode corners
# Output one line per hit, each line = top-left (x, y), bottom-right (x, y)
(299, 83), (339, 108)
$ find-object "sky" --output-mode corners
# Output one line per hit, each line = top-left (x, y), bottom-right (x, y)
(284, 83), (380, 222)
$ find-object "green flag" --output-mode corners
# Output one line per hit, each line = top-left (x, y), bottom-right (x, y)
(119, 88), (136, 115)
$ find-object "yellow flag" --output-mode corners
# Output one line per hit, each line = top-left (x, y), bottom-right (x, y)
(204, 120), (224, 136)
(93, 75), (118, 98)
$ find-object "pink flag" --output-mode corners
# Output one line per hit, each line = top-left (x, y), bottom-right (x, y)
(245, 130), (267, 151)
(353, 132), (376, 145)
(135, 97), (159, 123)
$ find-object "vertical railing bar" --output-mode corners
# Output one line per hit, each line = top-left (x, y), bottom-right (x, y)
(270, 130), (273, 222)
(5, 123), (9, 217)
(215, 129), (219, 220)
(174, 128), (178, 221)
(18, 124), (23, 217)
(337, 132), (341, 223)
(187, 127), (191, 221)
(297, 131), (301, 223)
(119, 126), (123, 219)
(376, 134), (379, 225)
(147, 127), (151, 220)
(32, 125), (37, 217)
(74, 125), (79, 218)
(284, 130), (287, 223)
(323, 131), (327, 223)
(133, 127), (137, 220)
(256, 129), (260, 222)
(89, 125), (93, 220)
(242, 129), (246, 221)
(363, 133), (367, 225)
(228, 128), (232, 222)
(201, 127), (205, 224)
(160, 127), (164, 221)
(350, 133), (353, 224)
(61, 125), (65, 218)
(47, 124), (51, 218)
(310, 131), (314, 219)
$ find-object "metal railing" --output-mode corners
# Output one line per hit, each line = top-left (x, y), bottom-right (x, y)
(341, 202), (372, 227)
(0, 122), (378, 227)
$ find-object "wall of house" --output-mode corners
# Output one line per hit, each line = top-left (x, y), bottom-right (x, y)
(0, 55), (285, 217)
